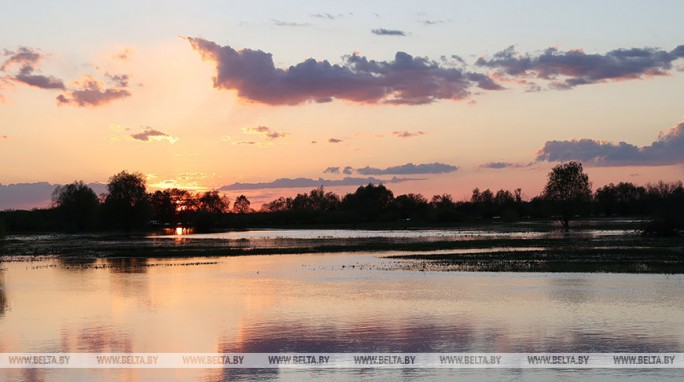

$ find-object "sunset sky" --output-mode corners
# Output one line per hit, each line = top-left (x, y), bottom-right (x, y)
(1, 0), (684, 209)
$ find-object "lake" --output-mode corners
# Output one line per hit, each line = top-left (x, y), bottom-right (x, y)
(0, 229), (682, 380)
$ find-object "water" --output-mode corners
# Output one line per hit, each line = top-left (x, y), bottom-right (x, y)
(152, 227), (631, 240)
(0, 232), (682, 381)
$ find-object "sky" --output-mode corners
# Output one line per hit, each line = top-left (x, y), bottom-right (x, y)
(1, 0), (684, 210)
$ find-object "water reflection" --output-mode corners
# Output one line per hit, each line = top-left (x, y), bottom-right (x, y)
(151, 228), (631, 241)
(0, 255), (682, 381)
(57, 256), (98, 270)
(106, 257), (149, 273)
(0, 270), (7, 318)
(62, 324), (133, 352)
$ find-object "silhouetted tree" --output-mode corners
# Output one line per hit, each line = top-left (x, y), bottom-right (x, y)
(292, 187), (340, 211)
(51, 181), (99, 231)
(342, 183), (394, 222)
(150, 190), (176, 225)
(428, 194), (462, 222)
(104, 171), (151, 232)
(197, 191), (230, 214)
(431, 194), (456, 209)
(233, 195), (252, 214)
(394, 193), (429, 219)
(260, 197), (293, 212)
(543, 161), (592, 230)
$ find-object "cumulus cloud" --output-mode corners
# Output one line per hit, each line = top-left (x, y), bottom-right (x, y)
(328, 138), (343, 143)
(323, 167), (340, 174)
(372, 28), (407, 36)
(356, 162), (458, 175)
(241, 125), (288, 140)
(343, 166), (354, 175)
(220, 176), (419, 190)
(476, 44), (684, 89)
(57, 73), (131, 107)
(1, 47), (65, 90)
(185, 37), (501, 105)
(392, 130), (426, 138)
(1, 46), (132, 106)
(536, 119), (684, 166)
(130, 127), (179, 144)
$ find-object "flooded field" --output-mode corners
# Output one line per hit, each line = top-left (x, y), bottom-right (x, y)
(0, 224), (683, 380)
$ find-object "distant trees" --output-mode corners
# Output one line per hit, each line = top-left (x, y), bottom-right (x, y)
(51, 181), (99, 231)
(641, 181), (684, 236)
(103, 171), (151, 232)
(2, 167), (683, 236)
(0, 216), (6, 241)
(543, 162), (592, 230)
(594, 182), (646, 216)
(292, 187), (340, 211)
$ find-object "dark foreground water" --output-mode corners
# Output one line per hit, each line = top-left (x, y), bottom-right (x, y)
(0, 231), (682, 381)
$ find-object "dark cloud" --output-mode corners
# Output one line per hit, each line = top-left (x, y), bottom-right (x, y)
(57, 74), (131, 107)
(0, 182), (107, 210)
(324, 166), (357, 175)
(536, 120), (684, 166)
(480, 161), (526, 169)
(2, 47), (132, 105)
(220, 176), (419, 191)
(356, 162), (458, 175)
(1, 47), (41, 71)
(130, 127), (179, 143)
(371, 28), (407, 36)
(2, 47), (65, 90)
(14, 68), (65, 89)
(185, 37), (501, 105)
(242, 126), (288, 140)
(476, 44), (684, 89)
(328, 138), (343, 143)
(392, 130), (426, 138)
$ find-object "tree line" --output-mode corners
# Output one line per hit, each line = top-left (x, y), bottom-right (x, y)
(0, 163), (682, 236)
